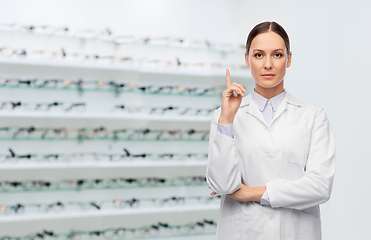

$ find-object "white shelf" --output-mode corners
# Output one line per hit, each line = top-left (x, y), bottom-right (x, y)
(0, 111), (213, 122)
(0, 204), (219, 223)
(0, 29), (243, 55)
(0, 58), (252, 78)
(0, 160), (208, 169)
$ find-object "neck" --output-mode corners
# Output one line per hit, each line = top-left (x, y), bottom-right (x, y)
(254, 81), (284, 99)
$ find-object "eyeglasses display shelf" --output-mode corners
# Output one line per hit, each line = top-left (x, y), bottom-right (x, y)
(0, 23), (254, 239)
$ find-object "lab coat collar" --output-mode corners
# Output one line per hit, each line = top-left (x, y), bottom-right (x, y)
(240, 90), (302, 126)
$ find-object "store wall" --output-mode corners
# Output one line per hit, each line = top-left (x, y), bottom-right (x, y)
(0, 0), (369, 239)
(287, 1), (371, 240)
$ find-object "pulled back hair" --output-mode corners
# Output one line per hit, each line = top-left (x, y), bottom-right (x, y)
(246, 21), (290, 55)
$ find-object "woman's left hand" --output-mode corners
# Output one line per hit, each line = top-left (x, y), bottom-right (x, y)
(209, 184), (265, 202)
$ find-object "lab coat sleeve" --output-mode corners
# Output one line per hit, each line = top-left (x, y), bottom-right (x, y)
(266, 107), (336, 210)
(206, 108), (242, 194)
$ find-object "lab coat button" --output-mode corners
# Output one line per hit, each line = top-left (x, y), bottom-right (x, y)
(266, 153), (274, 160)
(268, 213), (275, 219)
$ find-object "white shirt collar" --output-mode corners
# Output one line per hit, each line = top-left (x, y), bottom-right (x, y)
(251, 88), (286, 112)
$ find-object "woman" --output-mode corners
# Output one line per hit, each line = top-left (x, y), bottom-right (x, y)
(206, 21), (336, 240)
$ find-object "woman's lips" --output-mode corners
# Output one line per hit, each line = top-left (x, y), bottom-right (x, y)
(262, 74), (275, 79)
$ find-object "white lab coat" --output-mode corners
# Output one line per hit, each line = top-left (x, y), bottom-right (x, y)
(206, 91), (336, 240)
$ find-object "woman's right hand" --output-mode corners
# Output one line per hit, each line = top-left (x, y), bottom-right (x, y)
(218, 68), (246, 125)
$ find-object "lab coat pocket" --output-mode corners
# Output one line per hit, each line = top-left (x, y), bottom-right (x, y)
(284, 125), (311, 165)
(216, 211), (244, 240)
(299, 211), (322, 240)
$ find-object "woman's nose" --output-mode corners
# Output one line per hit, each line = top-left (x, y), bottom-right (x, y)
(264, 58), (273, 69)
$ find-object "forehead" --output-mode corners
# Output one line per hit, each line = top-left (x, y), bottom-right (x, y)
(250, 31), (286, 51)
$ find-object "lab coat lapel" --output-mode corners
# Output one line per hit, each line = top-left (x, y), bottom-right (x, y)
(270, 95), (288, 125)
(242, 94), (267, 126)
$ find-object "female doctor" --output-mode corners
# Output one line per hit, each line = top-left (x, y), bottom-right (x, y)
(206, 21), (336, 240)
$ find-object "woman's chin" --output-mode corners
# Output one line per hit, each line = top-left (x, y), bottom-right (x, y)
(255, 78), (283, 89)
(255, 82), (282, 89)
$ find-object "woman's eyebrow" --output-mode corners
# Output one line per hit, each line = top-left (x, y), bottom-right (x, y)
(253, 48), (284, 52)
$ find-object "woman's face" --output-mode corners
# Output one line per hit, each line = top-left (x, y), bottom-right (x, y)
(245, 31), (292, 90)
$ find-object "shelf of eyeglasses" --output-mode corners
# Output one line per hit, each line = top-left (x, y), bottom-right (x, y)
(0, 148), (208, 169)
(0, 127), (210, 142)
(0, 233), (217, 240)
(0, 160), (208, 170)
(0, 195), (220, 222)
(0, 112), (214, 123)
(0, 138), (209, 142)
(0, 79), (225, 97)
(0, 57), (251, 78)
(0, 176), (208, 193)
(0, 24), (244, 54)
(0, 148), (208, 163)
(0, 102), (218, 122)
(0, 219), (216, 240)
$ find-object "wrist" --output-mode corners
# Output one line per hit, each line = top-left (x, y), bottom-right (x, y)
(218, 114), (234, 125)
(252, 186), (267, 202)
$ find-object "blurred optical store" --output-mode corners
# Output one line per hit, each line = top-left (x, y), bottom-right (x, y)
(0, 1), (253, 239)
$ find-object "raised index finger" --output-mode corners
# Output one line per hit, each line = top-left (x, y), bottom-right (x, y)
(226, 68), (231, 88)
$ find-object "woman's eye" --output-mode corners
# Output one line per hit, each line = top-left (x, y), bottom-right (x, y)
(254, 53), (263, 58)
(274, 53), (283, 57)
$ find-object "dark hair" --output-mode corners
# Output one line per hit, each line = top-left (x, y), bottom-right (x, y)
(246, 21), (290, 55)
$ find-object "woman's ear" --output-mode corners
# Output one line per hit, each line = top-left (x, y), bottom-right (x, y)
(245, 52), (250, 68)
(287, 51), (292, 68)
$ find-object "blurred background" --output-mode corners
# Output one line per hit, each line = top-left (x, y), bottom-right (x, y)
(0, 0), (369, 239)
